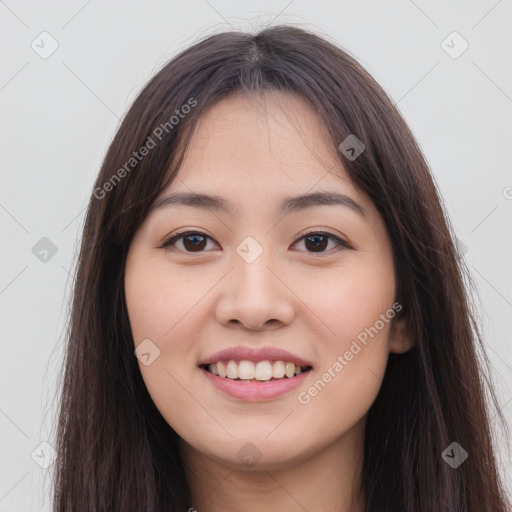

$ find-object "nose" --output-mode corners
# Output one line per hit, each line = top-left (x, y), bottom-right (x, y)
(214, 249), (295, 331)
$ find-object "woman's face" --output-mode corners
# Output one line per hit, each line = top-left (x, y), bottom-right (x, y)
(124, 91), (411, 471)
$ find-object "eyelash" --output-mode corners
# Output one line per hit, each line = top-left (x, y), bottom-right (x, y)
(159, 229), (351, 255)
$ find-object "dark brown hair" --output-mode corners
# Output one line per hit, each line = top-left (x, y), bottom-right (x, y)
(53, 25), (510, 511)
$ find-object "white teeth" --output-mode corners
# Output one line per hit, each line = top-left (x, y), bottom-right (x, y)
(226, 360), (238, 379)
(285, 362), (295, 378)
(272, 360), (285, 378)
(255, 361), (273, 381)
(217, 361), (227, 378)
(238, 360), (255, 380)
(207, 359), (308, 381)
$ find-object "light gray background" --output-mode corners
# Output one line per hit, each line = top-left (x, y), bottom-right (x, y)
(1, 1), (511, 510)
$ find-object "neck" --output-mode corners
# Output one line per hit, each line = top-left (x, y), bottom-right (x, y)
(179, 417), (366, 512)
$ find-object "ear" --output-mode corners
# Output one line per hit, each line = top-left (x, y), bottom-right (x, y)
(389, 315), (414, 354)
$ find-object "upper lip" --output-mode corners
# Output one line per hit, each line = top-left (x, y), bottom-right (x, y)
(198, 346), (313, 368)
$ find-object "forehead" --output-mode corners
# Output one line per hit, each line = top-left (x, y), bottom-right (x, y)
(161, 91), (368, 209)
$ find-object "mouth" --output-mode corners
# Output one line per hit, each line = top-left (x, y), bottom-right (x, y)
(200, 359), (313, 382)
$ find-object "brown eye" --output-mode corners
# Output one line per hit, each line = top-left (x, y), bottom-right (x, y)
(161, 230), (349, 254)
(161, 231), (216, 252)
(304, 234), (329, 252)
(293, 232), (349, 254)
(182, 234), (208, 251)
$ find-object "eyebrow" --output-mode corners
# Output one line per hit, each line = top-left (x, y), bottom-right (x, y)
(151, 191), (366, 217)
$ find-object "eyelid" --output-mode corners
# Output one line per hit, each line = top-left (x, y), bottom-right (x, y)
(292, 228), (350, 250)
(159, 229), (351, 253)
(158, 229), (219, 250)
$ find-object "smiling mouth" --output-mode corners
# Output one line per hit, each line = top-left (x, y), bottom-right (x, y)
(200, 359), (313, 382)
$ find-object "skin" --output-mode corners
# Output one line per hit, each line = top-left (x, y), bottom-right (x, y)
(124, 91), (413, 512)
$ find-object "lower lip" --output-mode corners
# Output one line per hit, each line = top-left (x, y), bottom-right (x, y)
(200, 367), (311, 401)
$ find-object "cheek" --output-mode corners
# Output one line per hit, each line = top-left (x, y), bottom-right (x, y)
(295, 304), (392, 449)
(125, 255), (205, 343)
(306, 255), (396, 348)
(294, 255), (395, 423)
(124, 252), (216, 436)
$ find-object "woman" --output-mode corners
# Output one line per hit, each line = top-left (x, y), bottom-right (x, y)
(53, 25), (510, 511)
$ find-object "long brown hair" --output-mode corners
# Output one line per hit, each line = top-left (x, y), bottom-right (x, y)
(52, 25), (510, 511)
